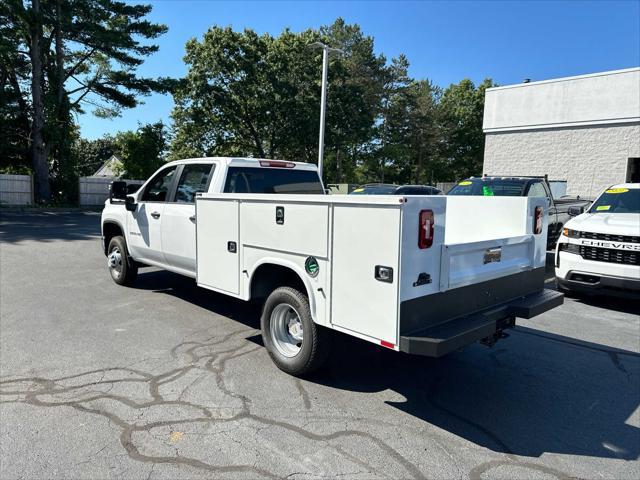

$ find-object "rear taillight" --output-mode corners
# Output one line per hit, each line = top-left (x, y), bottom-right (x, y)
(534, 206), (543, 234)
(418, 209), (434, 249)
(259, 160), (295, 168)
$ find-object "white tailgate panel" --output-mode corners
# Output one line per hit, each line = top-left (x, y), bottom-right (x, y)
(196, 199), (240, 295)
(441, 236), (534, 290)
(241, 202), (329, 258)
(444, 196), (528, 243)
(331, 205), (400, 344)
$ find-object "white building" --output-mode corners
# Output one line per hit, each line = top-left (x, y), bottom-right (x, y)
(482, 67), (640, 198)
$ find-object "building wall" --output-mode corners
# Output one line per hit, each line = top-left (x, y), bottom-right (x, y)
(484, 68), (640, 132)
(484, 123), (640, 198)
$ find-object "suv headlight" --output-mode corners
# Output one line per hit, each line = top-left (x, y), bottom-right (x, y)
(562, 228), (580, 238)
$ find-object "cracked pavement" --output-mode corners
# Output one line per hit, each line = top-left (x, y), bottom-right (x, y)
(1, 212), (639, 479)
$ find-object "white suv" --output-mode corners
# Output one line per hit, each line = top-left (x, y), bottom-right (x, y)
(555, 183), (640, 295)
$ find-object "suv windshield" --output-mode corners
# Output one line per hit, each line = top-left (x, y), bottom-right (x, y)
(448, 179), (527, 196)
(589, 187), (640, 213)
(224, 167), (323, 194)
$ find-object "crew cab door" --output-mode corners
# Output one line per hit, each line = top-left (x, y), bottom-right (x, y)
(161, 163), (216, 275)
(127, 165), (178, 264)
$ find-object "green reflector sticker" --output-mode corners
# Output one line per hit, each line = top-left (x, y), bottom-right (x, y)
(305, 256), (319, 277)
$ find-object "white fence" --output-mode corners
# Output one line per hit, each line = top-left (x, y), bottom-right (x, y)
(0, 174), (33, 205)
(79, 177), (143, 206)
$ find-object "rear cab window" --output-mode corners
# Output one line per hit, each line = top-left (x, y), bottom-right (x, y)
(223, 167), (324, 194)
(448, 179), (526, 196)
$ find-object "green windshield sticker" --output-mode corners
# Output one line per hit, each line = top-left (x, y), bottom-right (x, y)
(352, 188), (364, 193)
(482, 185), (494, 196)
(458, 181), (472, 186)
(596, 205), (611, 211)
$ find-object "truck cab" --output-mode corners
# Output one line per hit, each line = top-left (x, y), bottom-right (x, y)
(101, 157), (324, 278)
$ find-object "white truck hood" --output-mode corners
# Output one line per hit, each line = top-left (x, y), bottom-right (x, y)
(567, 212), (640, 237)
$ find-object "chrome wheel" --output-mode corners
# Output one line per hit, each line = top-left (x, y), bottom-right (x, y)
(108, 246), (123, 279)
(270, 303), (303, 358)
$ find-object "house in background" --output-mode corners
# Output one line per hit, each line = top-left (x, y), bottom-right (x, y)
(482, 67), (640, 198)
(92, 155), (123, 177)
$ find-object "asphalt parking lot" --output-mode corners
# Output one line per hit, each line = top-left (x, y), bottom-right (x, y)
(1, 212), (639, 480)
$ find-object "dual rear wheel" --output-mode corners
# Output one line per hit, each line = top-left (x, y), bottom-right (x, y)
(260, 286), (331, 376)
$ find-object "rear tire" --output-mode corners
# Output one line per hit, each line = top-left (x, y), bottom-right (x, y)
(261, 286), (331, 376)
(107, 236), (138, 286)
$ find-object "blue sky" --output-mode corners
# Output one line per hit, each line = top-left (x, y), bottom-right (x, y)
(79, 0), (640, 139)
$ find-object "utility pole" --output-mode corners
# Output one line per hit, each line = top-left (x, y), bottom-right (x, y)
(310, 42), (343, 180)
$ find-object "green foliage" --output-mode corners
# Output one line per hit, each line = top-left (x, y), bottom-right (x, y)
(170, 20), (393, 184)
(114, 122), (168, 179)
(70, 134), (118, 177)
(2, 3), (496, 195)
(2, 0), (170, 202)
(438, 78), (497, 180)
(171, 19), (494, 185)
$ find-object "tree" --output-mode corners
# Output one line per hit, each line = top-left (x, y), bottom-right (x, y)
(0, 27), (31, 173)
(438, 78), (496, 180)
(70, 134), (118, 177)
(170, 20), (396, 184)
(3, 0), (170, 202)
(114, 122), (167, 179)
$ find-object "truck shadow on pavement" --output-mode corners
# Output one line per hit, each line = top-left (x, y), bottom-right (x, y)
(134, 269), (640, 463)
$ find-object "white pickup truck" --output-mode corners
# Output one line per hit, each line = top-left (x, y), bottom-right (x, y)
(555, 183), (640, 295)
(101, 157), (563, 376)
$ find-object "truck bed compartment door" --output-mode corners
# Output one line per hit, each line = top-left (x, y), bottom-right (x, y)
(330, 205), (400, 345)
(196, 199), (240, 295)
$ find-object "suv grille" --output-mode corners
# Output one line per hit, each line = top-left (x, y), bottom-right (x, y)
(580, 231), (640, 244)
(578, 246), (640, 266)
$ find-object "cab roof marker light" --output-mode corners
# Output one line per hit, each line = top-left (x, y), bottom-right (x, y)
(259, 160), (295, 168)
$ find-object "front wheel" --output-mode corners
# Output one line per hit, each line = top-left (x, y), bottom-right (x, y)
(107, 236), (138, 286)
(261, 286), (331, 376)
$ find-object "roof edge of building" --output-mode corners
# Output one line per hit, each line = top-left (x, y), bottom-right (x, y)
(486, 67), (640, 92)
(484, 117), (640, 134)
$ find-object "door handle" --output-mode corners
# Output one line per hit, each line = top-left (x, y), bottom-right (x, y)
(189, 215), (196, 222)
(151, 212), (161, 219)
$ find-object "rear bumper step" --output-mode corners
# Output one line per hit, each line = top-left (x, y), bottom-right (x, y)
(399, 289), (564, 357)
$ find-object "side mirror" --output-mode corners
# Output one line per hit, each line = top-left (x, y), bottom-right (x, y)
(110, 181), (128, 202)
(568, 205), (584, 217)
(125, 195), (137, 212)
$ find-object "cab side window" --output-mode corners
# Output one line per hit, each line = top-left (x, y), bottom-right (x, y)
(175, 164), (215, 203)
(141, 167), (177, 202)
(527, 182), (547, 198)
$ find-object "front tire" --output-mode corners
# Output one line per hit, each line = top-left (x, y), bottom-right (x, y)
(261, 287), (331, 376)
(107, 236), (138, 286)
